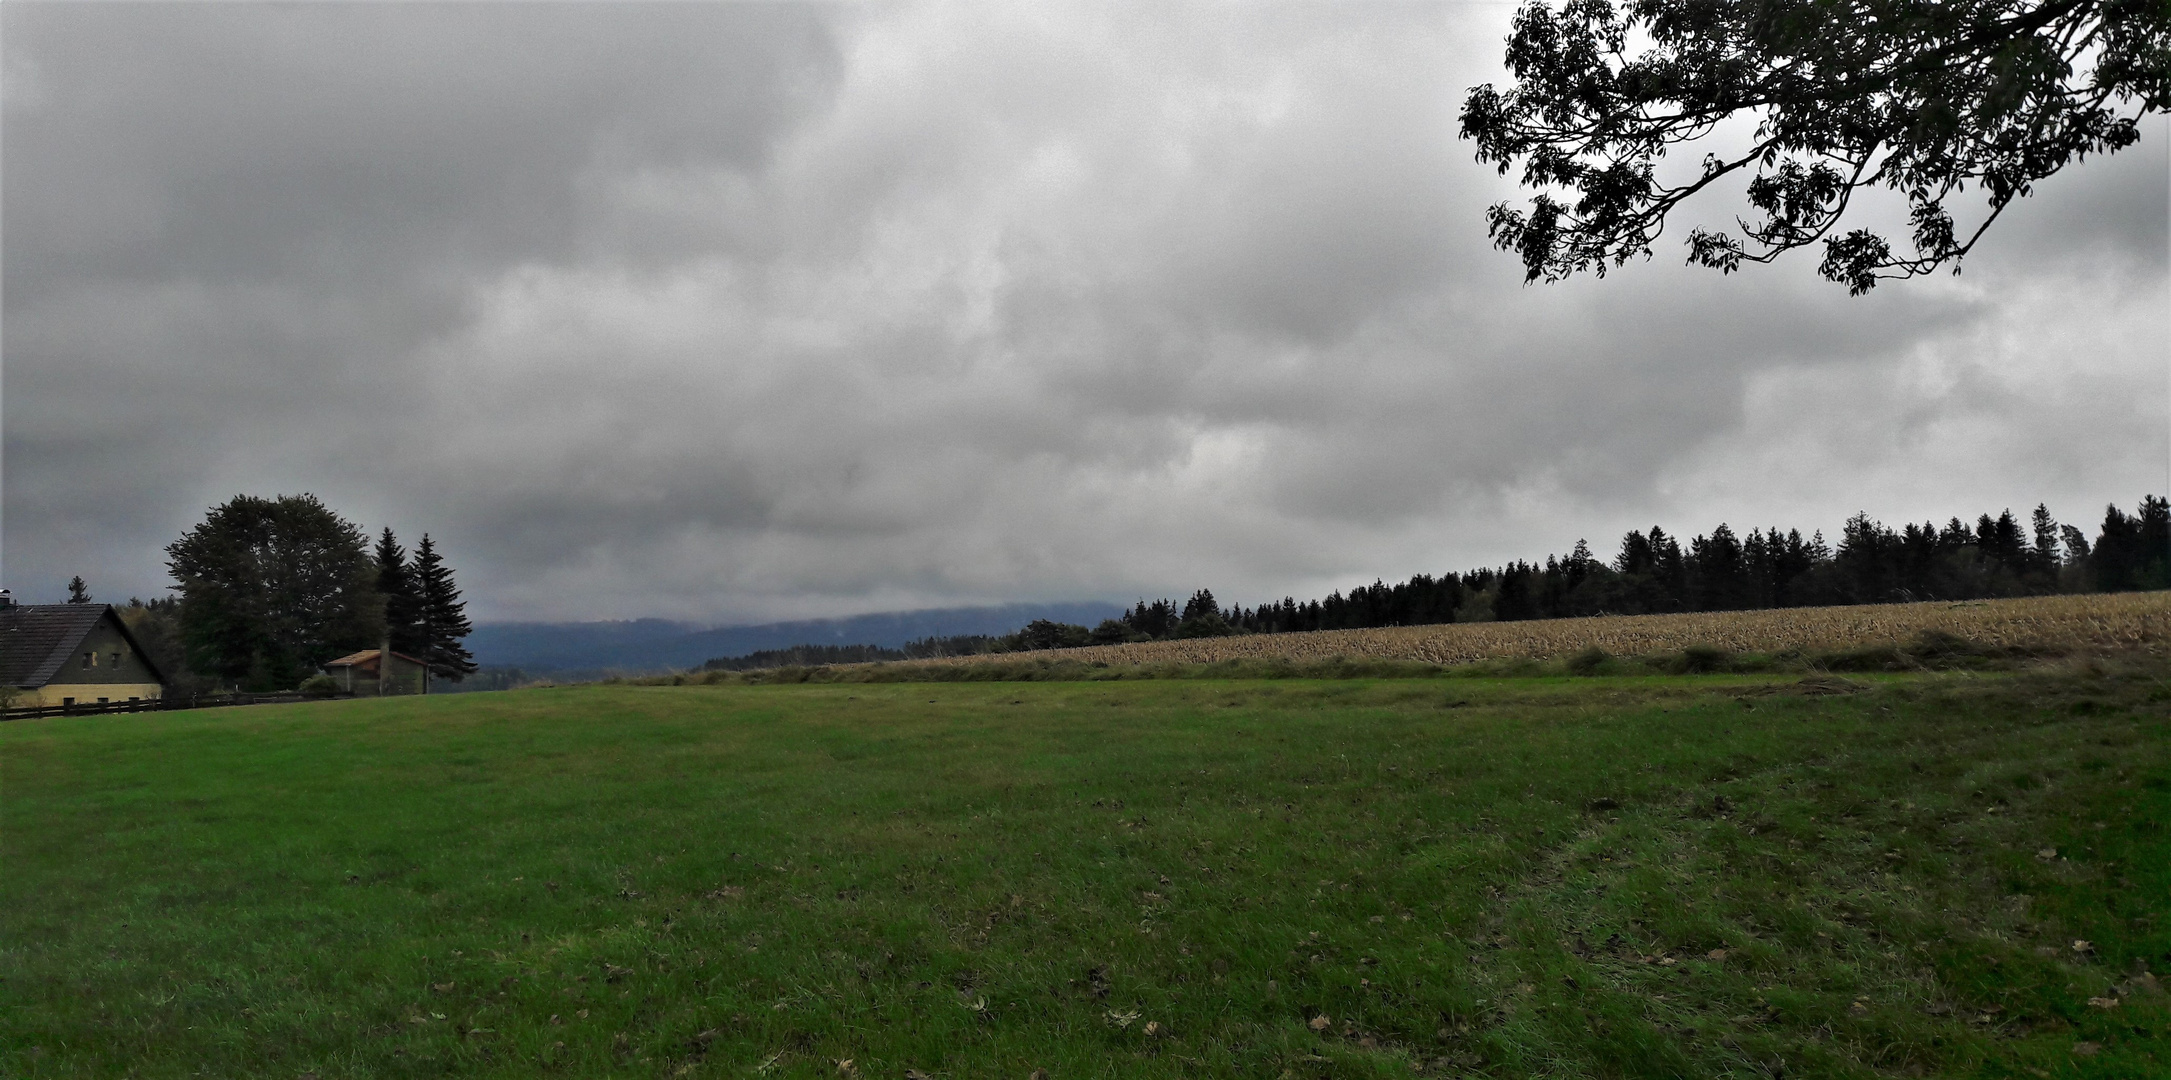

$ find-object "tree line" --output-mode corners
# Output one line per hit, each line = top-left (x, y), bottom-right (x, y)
(1113, 498), (2170, 644)
(696, 497), (2165, 671)
(105, 494), (477, 693)
(691, 496), (2164, 669)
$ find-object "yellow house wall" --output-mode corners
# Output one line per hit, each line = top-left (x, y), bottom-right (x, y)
(21, 683), (164, 707)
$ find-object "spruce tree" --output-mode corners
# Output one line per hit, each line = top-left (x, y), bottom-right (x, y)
(374, 528), (424, 656)
(1690, 524), (1747, 611)
(1651, 528), (1689, 611)
(1776, 529), (1814, 590)
(2030, 505), (2063, 577)
(66, 576), (92, 604)
(2139, 495), (2171, 590)
(2093, 503), (2143, 592)
(409, 534), (477, 682)
(1174, 589), (1233, 637)
(1494, 562), (1538, 621)
(1896, 523), (1943, 600)
(1123, 599), (1179, 639)
(1614, 529), (1655, 575)
(1979, 511), (2028, 575)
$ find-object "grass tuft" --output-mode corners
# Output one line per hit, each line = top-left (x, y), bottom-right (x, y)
(1564, 645), (1612, 676)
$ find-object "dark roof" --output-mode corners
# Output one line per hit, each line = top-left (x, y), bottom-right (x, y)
(0, 604), (166, 688)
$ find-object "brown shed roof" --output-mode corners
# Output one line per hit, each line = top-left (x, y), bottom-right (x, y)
(325, 648), (427, 670)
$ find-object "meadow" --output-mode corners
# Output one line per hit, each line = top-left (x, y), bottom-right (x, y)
(4, 657), (2167, 1078)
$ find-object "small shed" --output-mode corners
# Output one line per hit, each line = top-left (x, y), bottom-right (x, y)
(0, 598), (168, 707)
(324, 649), (429, 696)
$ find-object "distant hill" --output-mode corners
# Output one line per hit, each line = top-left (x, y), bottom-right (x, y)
(467, 601), (1126, 675)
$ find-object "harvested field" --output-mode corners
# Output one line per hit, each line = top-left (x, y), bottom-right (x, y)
(915, 590), (2171, 669)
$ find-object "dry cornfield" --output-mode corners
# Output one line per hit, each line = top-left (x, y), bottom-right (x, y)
(915, 591), (2171, 669)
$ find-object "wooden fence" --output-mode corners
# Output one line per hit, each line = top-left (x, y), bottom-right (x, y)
(0, 691), (348, 722)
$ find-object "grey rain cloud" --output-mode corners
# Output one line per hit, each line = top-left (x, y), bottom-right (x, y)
(5, 2), (2165, 622)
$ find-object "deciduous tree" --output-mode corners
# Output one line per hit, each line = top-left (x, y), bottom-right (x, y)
(166, 494), (381, 691)
(1461, 0), (2169, 292)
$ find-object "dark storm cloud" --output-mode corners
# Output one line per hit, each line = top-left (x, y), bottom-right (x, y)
(5, 3), (2163, 620)
(4, 2), (840, 611)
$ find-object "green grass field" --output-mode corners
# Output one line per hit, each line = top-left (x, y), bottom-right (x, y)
(4, 663), (2167, 1078)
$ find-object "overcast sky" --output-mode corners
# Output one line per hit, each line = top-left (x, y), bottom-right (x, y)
(5, 2), (2165, 624)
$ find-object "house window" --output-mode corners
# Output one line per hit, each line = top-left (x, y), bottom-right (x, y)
(97, 697), (109, 704)
(110, 652), (122, 667)
(62, 697), (75, 706)
(82, 651), (95, 668)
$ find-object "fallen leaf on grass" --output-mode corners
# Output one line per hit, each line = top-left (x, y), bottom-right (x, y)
(1105, 1009), (1140, 1029)
(2087, 996), (2119, 1009)
(1308, 1015), (1331, 1032)
(2072, 940), (2094, 954)
(2072, 1041), (2101, 1057)
(1705, 949), (1729, 961)
(905, 1070), (933, 1080)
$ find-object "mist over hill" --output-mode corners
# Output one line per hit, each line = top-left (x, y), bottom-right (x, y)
(467, 601), (1126, 675)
